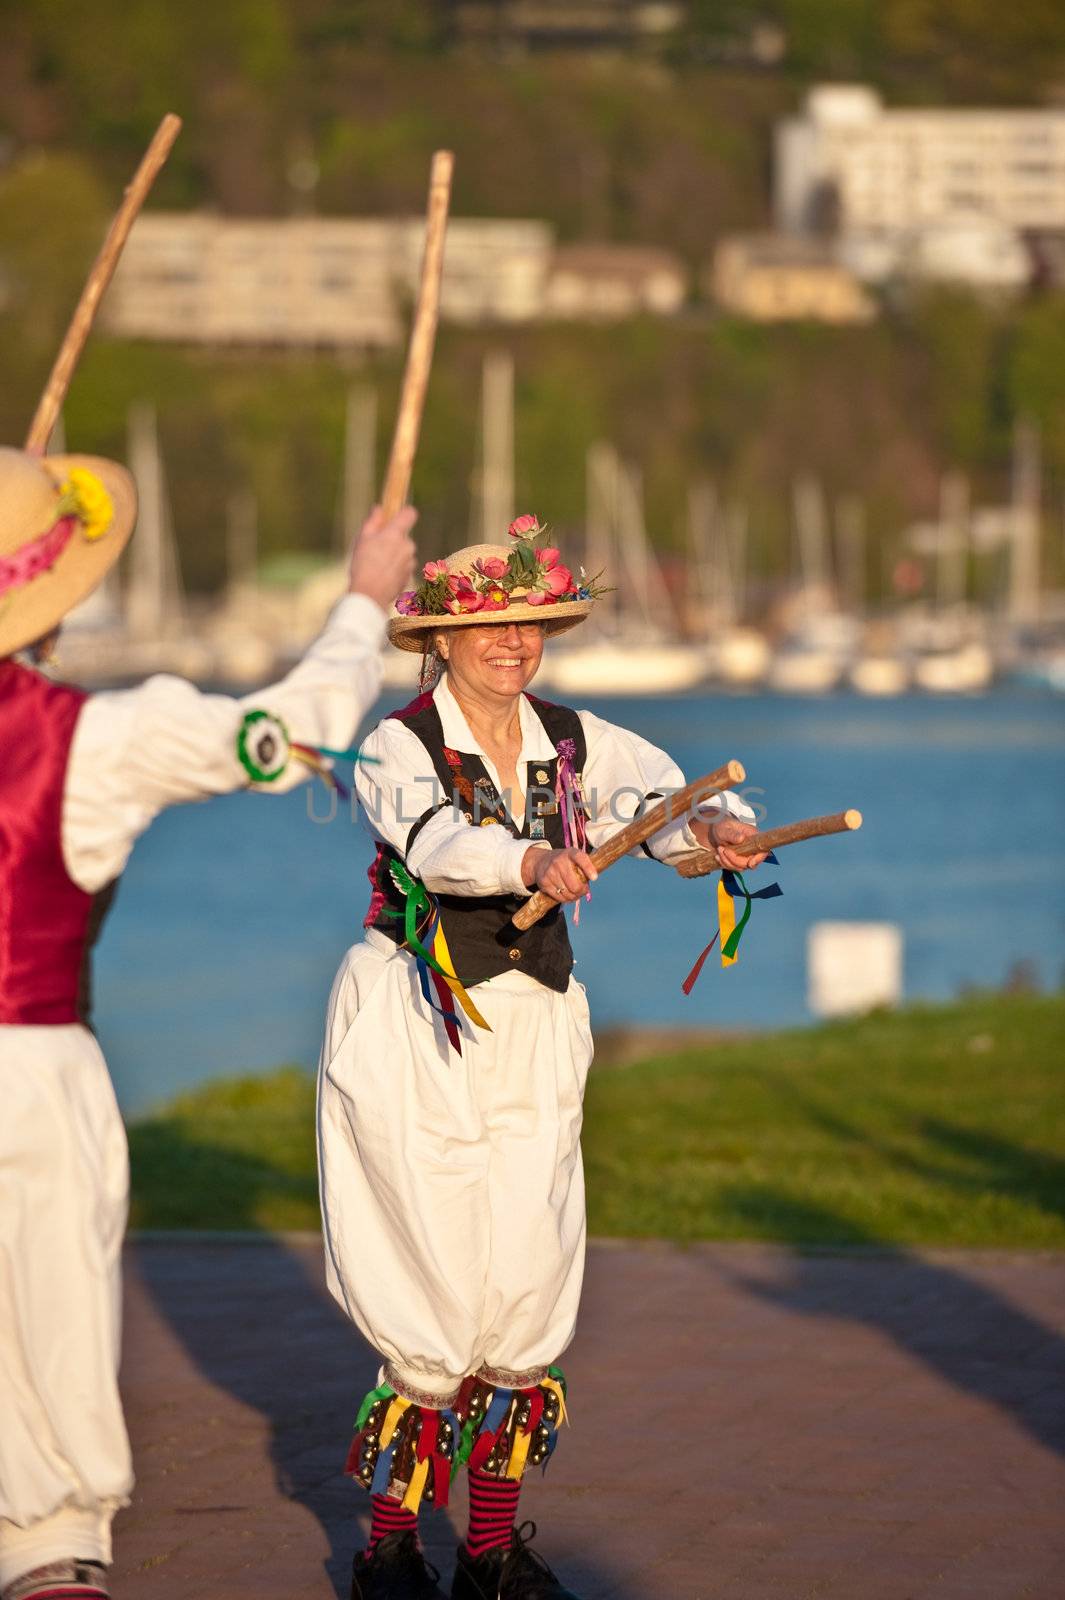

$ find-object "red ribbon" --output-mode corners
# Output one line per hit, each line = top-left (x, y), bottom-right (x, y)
(681, 930), (720, 996)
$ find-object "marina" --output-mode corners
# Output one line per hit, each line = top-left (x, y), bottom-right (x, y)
(95, 684), (1065, 1117)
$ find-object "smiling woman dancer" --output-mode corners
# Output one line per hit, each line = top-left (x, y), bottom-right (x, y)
(319, 516), (767, 1600)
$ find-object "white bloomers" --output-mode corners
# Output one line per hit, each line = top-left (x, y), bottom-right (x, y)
(0, 1028), (131, 1588)
(317, 930), (594, 1403)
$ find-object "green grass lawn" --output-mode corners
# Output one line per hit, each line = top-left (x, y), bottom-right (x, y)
(128, 994), (1065, 1247)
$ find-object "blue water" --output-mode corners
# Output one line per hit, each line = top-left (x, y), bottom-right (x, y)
(96, 689), (1065, 1116)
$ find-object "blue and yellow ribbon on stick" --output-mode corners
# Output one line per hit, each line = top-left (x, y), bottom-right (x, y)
(682, 856), (782, 994)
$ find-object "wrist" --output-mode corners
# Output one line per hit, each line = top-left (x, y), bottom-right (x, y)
(521, 843), (550, 887)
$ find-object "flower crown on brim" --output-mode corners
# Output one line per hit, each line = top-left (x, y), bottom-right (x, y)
(0, 448), (137, 659)
(399, 514), (608, 619)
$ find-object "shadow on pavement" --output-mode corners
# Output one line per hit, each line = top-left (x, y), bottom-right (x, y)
(715, 1186), (1065, 1463)
(130, 1128), (378, 1595)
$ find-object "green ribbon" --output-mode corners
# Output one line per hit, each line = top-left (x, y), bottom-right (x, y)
(721, 870), (753, 960)
(547, 1363), (567, 1396)
(355, 1381), (394, 1431)
(452, 1414), (480, 1479)
(312, 744), (381, 764)
(389, 860), (449, 978)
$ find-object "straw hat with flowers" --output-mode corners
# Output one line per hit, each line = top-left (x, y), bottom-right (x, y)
(387, 514), (606, 652)
(0, 447), (137, 658)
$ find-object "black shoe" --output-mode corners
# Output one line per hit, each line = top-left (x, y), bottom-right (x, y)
(351, 1531), (447, 1599)
(451, 1523), (581, 1599)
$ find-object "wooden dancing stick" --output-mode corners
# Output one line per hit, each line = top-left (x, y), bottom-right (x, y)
(512, 760), (746, 932)
(25, 113), (183, 455)
(380, 150), (454, 517)
(674, 808), (863, 879)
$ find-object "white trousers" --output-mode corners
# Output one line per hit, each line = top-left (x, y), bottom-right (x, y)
(317, 932), (594, 1402)
(0, 1027), (132, 1589)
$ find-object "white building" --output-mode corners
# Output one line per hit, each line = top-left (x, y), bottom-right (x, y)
(103, 214), (554, 348)
(102, 214), (688, 346)
(776, 85), (1065, 287)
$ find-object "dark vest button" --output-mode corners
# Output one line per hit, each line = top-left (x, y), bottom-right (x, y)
(508, 946), (522, 961)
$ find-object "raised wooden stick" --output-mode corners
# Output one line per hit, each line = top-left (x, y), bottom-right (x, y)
(675, 808), (863, 878)
(25, 113), (183, 455)
(380, 150), (454, 516)
(512, 760), (746, 931)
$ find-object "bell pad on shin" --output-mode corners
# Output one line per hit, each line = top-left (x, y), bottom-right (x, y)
(347, 1385), (459, 1512)
(454, 1369), (567, 1483)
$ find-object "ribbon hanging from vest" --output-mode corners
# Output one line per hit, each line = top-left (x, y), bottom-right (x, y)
(681, 856), (782, 995)
(555, 737), (591, 924)
(386, 859), (492, 1053)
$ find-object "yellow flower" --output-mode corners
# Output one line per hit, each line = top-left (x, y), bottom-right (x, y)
(62, 468), (114, 542)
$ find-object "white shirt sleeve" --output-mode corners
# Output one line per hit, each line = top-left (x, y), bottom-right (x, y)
(63, 593), (387, 893)
(578, 709), (755, 865)
(356, 717), (534, 899)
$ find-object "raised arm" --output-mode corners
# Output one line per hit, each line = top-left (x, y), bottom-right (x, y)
(63, 506), (416, 893)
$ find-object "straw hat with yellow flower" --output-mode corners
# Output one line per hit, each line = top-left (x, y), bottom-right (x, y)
(0, 447), (137, 658)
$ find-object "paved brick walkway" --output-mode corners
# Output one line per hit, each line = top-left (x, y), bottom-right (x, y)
(115, 1238), (1065, 1600)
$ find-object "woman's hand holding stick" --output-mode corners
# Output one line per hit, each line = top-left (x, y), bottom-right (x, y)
(25, 114), (182, 454)
(512, 760), (746, 931)
(675, 809), (863, 878)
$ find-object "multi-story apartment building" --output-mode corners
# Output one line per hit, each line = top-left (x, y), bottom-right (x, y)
(102, 213), (688, 347)
(103, 215), (555, 347)
(776, 85), (1065, 286)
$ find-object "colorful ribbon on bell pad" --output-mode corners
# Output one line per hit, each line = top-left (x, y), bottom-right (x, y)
(682, 855), (782, 995)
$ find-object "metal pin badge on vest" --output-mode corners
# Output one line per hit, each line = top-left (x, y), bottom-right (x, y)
(535, 768), (550, 784)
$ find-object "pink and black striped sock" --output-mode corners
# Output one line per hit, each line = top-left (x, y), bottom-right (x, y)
(464, 1470), (522, 1559)
(366, 1492), (418, 1553)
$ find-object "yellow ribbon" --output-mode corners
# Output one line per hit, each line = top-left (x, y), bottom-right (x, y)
(379, 1395), (410, 1450)
(717, 878), (737, 969)
(432, 919), (492, 1033)
(541, 1377), (569, 1427)
(506, 1425), (533, 1481)
(401, 1456), (431, 1513)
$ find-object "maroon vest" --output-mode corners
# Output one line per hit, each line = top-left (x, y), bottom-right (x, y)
(0, 660), (99, 1025)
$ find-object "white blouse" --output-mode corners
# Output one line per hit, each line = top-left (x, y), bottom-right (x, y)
(61, 593), (387, 893)
(355, 674), (755, 900)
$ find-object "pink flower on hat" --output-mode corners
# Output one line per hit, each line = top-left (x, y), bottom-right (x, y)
(526, 590), (551, 606)
(395, 590), (421, 615)
(423, 559), (449, 580)
(508, 514), (539, 539)
(536, 547), (560, 569)
(474, 555), (508, 580)
(444, 574), (484, 614)
(540, 563), (574, 598)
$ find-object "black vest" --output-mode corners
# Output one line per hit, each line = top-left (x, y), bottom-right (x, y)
(365, 691), (587, 994)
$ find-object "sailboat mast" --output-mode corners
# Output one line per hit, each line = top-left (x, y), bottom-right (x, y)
(338, 386), (377, 555)
(480, 349), (514, 543)
(1009, 419), (1041, 625)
